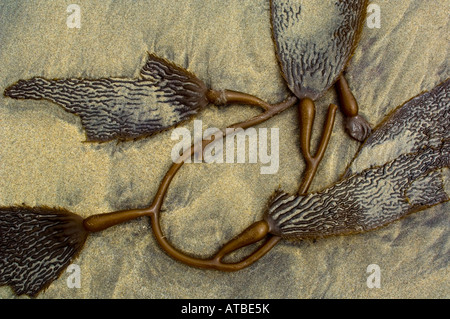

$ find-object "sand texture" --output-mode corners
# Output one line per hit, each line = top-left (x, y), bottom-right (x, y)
(0, 0), (448, 298)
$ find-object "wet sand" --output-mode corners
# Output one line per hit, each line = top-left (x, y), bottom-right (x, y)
(0, 0), (448, 298)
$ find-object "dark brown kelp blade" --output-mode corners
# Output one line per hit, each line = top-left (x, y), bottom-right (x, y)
(265, 79), (450, 238)
(0, 206), (87, 297)
(346, 79), (450, 176)
(4, 53), (209, 142)
(270, 0), (368, 100)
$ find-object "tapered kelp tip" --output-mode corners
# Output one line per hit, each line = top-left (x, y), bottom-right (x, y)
(3, 82), (19, 98)
(0, 206), (88, 297)
(3, 78), (39, 99)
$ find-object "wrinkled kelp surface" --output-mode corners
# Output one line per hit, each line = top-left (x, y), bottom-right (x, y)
(4, 54), (209, 142)
(0, 0), (448, 298)
(267, 80), (449, 238)
(0, 207), (87, 296)
(271, 0), (367, 100)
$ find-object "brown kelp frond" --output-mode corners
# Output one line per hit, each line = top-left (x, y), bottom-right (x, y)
(0, 206), (87, 297)
(141, 53), (209, 104)
(266, 141), (450, 239)
(140, 52), (210, 114)
(345, 78), (450, 177)
(3, 53), (210, 143)
(265, 79), (450, 239)
(270, 0), (368, 100)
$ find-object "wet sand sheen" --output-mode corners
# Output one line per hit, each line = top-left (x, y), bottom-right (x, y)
(0, 0), (448, 298)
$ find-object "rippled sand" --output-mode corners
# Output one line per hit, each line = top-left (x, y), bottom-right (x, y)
(0, 0), (448, 298)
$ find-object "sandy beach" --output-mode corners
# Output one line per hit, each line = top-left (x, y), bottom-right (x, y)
(0, 0), (448, 298)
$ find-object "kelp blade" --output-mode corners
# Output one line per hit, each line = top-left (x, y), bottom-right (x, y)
(4, 53), (209, 142)
(0, 206), (87, 296)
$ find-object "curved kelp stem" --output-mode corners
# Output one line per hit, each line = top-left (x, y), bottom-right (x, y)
(85, 92), (338, 270)
(83, 96), (298, 270)
(0, 94), (296, 297)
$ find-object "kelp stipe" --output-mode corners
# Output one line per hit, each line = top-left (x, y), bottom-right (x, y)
(1, 80), (448, 297)
(132, 80), (449, 271)
(0, 93), (298, 297)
